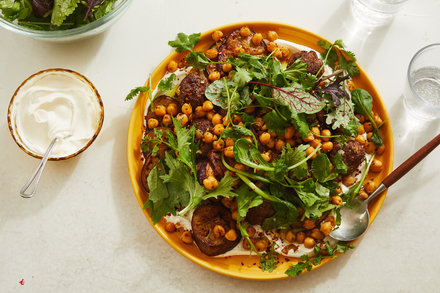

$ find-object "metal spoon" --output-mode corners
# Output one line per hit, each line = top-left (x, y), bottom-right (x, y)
(20, 137), (58, 198)
(330, 132), (440, 242)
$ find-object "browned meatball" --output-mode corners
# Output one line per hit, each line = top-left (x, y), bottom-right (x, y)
(246, 201), (275, 226)
(178, 72), (208, 107)
(342, 140), (366, 174)
(193, 118), (213, 134)
(191, 203), (241, 256)
(288, 50), (323, 77)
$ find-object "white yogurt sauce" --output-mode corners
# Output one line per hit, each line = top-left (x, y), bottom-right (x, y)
(153, 40), (347, 258)
(10, 70), (102, 158)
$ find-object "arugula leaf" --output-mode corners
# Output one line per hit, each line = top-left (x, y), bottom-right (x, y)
(233, 138), (273, 171)
(221, 124), (255, 142)
(168, 32), (201, 52)
(205, 79), (236, 109)
(51, 0), (80, 26)
(332, 153), (348, 174)
(93, 0), (117, 20)
(125, 86), (149, 101)
(351, 89), (383, 146)
(185, 51), (211, 70)
(342, 155), (375, 206)
(290, 113), (310, 138)
(260, 245), (279, 272)
(311, 153), (336, 182)
(0, 0), (32, 21)
(285, 255), (312, 277)
(262, 200), (298, 230)
(318, 39), (359, 77)
(271, 144), (309, 180)
(158, 73), (176, 92)
(263, 110), (289, 135)
(144, 160), (189, 224)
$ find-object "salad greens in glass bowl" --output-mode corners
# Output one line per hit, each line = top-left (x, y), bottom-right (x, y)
(0, 0), (132, 41)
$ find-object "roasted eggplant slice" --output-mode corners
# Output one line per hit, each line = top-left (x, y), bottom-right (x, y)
(141, 154), (160, 192)
(177, 72), (208, 107)
(246, 201), (275, 226)
(191, 203), (241, 256)
(217, 29), (267, 62)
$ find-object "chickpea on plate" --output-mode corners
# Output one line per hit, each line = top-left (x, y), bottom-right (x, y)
(127, 25), (388, 277)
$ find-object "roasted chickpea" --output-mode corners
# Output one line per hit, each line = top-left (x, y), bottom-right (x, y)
(202, 100), (214, 112)
(209, 71), (221, 82)
(267, 30), (278, 41)
(154, 105), (167, 117)
(370, 159), (383, 173)
(306, 146), (317, 159)
(373, 112), (383, 126)
(259, 132), (271, 145)
(213, 225), (226, 238)
(224, 146), (234, 158)
(296, 232), (306, 244)
(310, 138), (321, 149)
(266, 138), (275, 149)
(304, 237), (316, 249)
(206, 110), (215, 121)
(244, 106), (255, 114)
(356, 114), (366, 123)
(266, 41), (278, 52)
(181, 103), (192, 115)
(212, 113), (223, 125)
(322, 141), (334, 153)
(358, 124), (365, 135)
(365, 142), (376, 154)
(303, 132), (314, 142)
(310, 228), (324, 240)
(332, 195), (343, 206)
(303, 218), (316, 230)
(355, 134), (366, 145)
(203, 131), (214, 143)
(320, 221), (333, 236)
(162, 114), (172, 126)
(275, 139), (286, 152)
(180, 231), (193, 244)
(243, 238), (252, 250)
(222, 63), (233, 72)
(147, 118), (159, 129)
(342, 175), (355, 187)
(213, 138), (225, 150)
(280, 46), (290, 59)
(321, 129), (331, 141)
(212, 30), (223, 42)
(376, 145), (385, 155)
(165, 222), (176, 233)
(252, 33), (263, 45)
(176, 113), (188, 126)
(240, 26), (251, 37)
(246, 226), (256, 238)
(225, 229), (238, 241)
(285, 230), (296, 242)
(233, 45), (245, 56)
(358, 190), (369, 200)
(167, 60), (178, 72)
(205, 48), (218, 59)
(364, 122), (374, 132)
(203, 176), (219, 190)
(255, 239), (268, 252)
(213, 124), (225, 136)
(261, 152), (271, 162)
(166, 103), (178, 116)
(364, 180), (376, 194)
(311, 126), (320, 136)
(225, 137), (235, 147)
(283, 126), (295, 139)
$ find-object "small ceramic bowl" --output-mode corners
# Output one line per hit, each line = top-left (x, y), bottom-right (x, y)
(0, 0), (132, 42)
(7, 68), (104, 161)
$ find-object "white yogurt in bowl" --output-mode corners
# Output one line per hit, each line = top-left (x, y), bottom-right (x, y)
(8, 69), (104, 160)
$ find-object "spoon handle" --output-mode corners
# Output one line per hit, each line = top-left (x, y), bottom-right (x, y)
(20, 138), (58, 198)
(382, 133), (440, 188)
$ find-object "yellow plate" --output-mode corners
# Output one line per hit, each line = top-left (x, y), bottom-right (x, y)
(127, 22), (394, 280)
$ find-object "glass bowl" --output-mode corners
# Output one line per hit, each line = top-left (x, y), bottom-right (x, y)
(0, 0), (132, 42)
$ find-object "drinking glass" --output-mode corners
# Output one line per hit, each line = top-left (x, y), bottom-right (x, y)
(351, 0), (408, 27)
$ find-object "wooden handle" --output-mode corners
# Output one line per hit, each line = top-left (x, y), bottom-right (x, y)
(382, 133), (440, 188)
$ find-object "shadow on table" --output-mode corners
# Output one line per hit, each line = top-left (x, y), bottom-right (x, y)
(377, 96), (440, 214)
(320, 0), (394, 67)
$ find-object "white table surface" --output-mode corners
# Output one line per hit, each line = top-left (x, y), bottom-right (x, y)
(1, 0), (440, 292)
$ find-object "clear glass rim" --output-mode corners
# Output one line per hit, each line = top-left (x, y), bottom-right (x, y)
(407, 43), (440, 110)
(0, 0), (132, 39)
